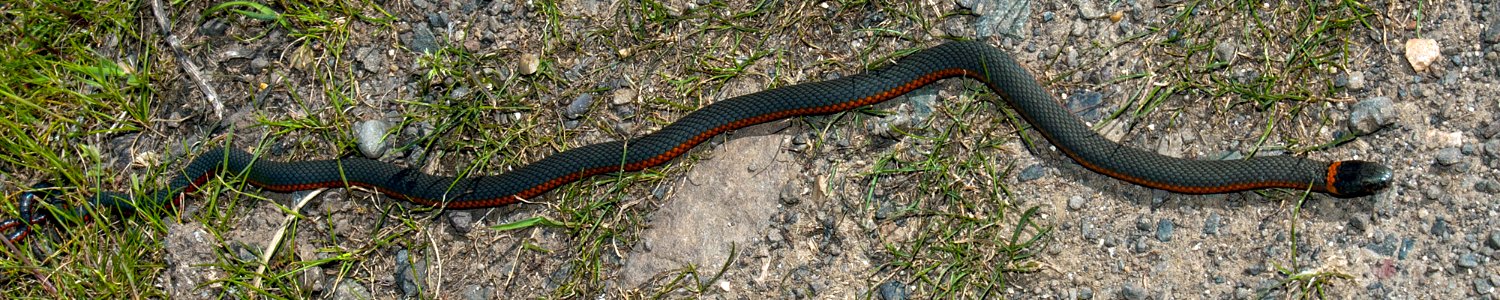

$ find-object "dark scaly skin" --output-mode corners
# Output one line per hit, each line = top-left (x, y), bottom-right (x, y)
(2, 41), (1392, 243)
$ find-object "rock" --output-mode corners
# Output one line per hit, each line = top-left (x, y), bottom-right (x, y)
(1066, 90), (1105, 121)
(1121, 282), (1146, 300)
(519, 53), (541, 75)
(877, 280), (907, 300)
(1156, 219), (1174, 242)
(1074, 0), (1106, 19)
(1456, 253), (1479, 269)
(1347, 97), (1395, 136)
(1203, 213), (1221, 235)
(447, 211), (475, 234)
(1068, 196), (1087, 211)
(1346, 71), (1367, 91)
(1434, 147), (1463, 166)
(612, 88), (636, 105)
(1429, 217), (1449, 236)
(355, 119), (390, 158)
(564, 94), (594, 119)
(1477, 179), (1500, 194)
(1019, 164), (1046, 182)
(1404, 38), (1440, 72)
(331, 281), (370, 300)
(462, 285), (494, 300)
(408, 26), (437, 54)
(1484, 21), (1500, 44)
(395, 249), (429, 298)
(356, 47), (385, 73)
(1487, 231), (1500, 249)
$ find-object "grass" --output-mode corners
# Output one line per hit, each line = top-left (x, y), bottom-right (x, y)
(0, 0), (1382, 298)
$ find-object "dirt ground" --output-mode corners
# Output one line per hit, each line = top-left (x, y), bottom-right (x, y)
(10, 0), (1500, 298)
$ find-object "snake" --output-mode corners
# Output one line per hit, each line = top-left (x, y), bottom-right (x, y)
(2, 41), (1393, 243)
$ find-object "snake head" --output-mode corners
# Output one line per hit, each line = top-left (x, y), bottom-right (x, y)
(1329, 160), (1393, 198)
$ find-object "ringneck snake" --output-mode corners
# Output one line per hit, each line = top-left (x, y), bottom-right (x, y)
(2, 41), (1393, 243)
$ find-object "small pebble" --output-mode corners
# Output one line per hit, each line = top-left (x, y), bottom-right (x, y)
(408, 26), (437, 54)
(1136, 216), (1153, 232)
(877, 280), (907, 300)
(1483, 21), (1500, 44)
(564, 94), (594, 119)
(1244, 264), (1266, 275)
(1214, 42), (1237, 61)
(1404, 38), (1440, 72)
(1348, 97), (1395, 136)
(1018, 164), (1046, 182)
(1067, 196), (1087, 211)
(462, 285), (494, 300)
(1077, 287), (1093, 299)
(1475, 179), (1500, 194)
(1348, 214), (1370, 232)
(1398, 238), (1415, 260)
(1487, 231), (1500, 249)
(355, 119), (391, 158)
(448, 211), (475, 234)
(1120, 283), (1146, 300)
(519, 53), (541, 75)
(1065, 90), (1105, 121)
(612, 88), (636, 105)
(1132, 237), (1151, 253)
(1429, 217), (1449, 236)
(395, 249), (428, 297)
(1347, 71), (1367, 91)
(1435, 148), (1463, 166)
(1476, 278), (1496, 295)
(1156, 219), (1174, 242)
(1456, 253), (1480, 269)
(1202, 213), (1221, 235)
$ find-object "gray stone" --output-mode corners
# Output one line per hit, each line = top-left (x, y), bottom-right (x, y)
(1132, 237), (1151, 253)
(564, 94), (594, 119)
(1487, 231), (1500, 249)
(1121, 283), (1146, 300)
(1476, 179), (1500, 194)
(1066, 90), (1105, 121)
(877, 280), (907, 300)
(1203, 213), (1221, 235)
(394, 249), (428, 297)
(1435, 147), (1463, 165)
(1019, 164), (1046, 182)
(1348, 97), (1395, 135)
(408, 26), (438, 54)
(1156, 219), (1174, 242)
(447, 211), (475, 234)
(331, 281), (370, 300)
(1430, 217), (1450, 236)
(1478, 278), (1496, 295)
(357, 47), (387, 74)
(1347, 71), (1367, 91)
(1068, 196), (1087, 211)
(1457, 253), (1480, 269)
(1484, 19), (1500, 44)
(461, 285), (493, 300)
(972, 0), (1031, 38)
(355, 119), (390, 158)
